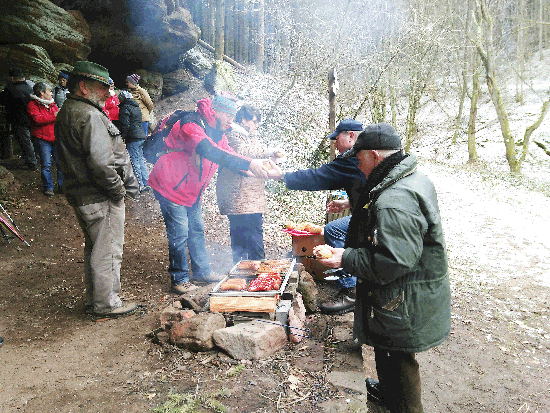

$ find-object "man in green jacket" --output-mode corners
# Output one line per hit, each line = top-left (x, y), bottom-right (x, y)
(56, 61), (140, 318)
(318, 123), (451, 413)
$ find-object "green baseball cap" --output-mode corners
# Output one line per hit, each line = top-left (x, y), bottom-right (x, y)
(71, 61), (110, 86)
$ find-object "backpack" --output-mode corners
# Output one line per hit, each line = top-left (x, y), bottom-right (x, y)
(143, 109), (205, 164)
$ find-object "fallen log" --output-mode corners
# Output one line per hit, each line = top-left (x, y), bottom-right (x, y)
(197, 39), (246, 71)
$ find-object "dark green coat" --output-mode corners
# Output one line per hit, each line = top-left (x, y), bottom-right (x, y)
(342, 154), (451, 353)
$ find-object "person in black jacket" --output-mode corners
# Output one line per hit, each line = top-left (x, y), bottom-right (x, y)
(271, 119), (366, 314)
(118, 90), (151, 192)
(0, 67), (37, 169)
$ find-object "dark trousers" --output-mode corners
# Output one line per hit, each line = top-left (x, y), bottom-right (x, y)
(374, 348), (423, 413)
(227, 213), (265, 263)
(13, 125), (37, 168)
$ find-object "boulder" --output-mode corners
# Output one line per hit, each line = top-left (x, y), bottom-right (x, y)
(297, 270), (318, 313)
(0, 0), (91, 64)
(134, 69), (163, 103)
(169, 312), (226, 352)
(162, 69), (194, 97)
(288, 293), (307, 343)
(183, 47), (213, 79)
(159, 306), (196, 329)
(59, 0), (199, 76)
(204, 61), (237, 94)
(213, 320), (287, 360)
(0, 44), (57, 87)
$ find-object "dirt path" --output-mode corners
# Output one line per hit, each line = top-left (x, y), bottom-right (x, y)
(0, 159), (549, 413)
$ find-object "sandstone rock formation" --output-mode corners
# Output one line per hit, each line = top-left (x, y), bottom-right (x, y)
(0, 0), (91, 64)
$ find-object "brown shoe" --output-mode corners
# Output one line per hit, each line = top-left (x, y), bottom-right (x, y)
(171, 282), (199, 295)
(92, 302), (138, 318)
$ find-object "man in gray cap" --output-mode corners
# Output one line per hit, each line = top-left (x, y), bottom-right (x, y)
(318, 123), (451, 413)
(270, 118), (366, 314)
(55, 61), (140, 318)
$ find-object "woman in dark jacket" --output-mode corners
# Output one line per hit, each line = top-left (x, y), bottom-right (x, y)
(118, 90), (150, 192)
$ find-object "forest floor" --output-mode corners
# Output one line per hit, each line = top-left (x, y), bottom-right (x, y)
(0, 153), (549, 413)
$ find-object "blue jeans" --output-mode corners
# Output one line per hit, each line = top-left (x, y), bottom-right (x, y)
(155, 191), (212, 285)
(126, 140), (149, 188)
(36, 138), (63, 191)
(141, 121), (149, 137)
(324, 215), (356, 289)
(227, 213), (265, 264)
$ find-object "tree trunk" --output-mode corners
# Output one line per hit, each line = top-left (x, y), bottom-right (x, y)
(328, 68), (336, 161)
(453, 0), (472, 145)
(256, 0), (265, 71)
(225, 0), (235, 61)
(215, 0), (225, 61)
(468, 62), (480, 162)
(240, 3), (249, 64)
(207, 0), (216, 46)
(515, 0), (525, 104)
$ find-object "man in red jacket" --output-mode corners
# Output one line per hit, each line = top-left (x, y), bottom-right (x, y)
(148, 93), (270, 294)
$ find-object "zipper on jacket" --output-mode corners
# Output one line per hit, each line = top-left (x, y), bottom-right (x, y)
(173, 173), (189, 191)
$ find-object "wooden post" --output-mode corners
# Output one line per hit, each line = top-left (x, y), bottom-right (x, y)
(328, 68), (336, 161)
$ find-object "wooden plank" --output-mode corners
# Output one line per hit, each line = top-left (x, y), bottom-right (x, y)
(209, 296), (278, 313)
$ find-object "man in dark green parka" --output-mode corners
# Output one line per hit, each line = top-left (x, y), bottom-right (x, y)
(318, 123), (451, 413)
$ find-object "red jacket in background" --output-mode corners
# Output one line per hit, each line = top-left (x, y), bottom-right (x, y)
(26, 99), (59, 142)
(103, 94), (120, 121)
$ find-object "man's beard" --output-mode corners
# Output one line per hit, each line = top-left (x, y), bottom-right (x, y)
(88, 88), (107, 107)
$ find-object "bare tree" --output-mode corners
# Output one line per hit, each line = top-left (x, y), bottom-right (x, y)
(473, 0), (550, 173)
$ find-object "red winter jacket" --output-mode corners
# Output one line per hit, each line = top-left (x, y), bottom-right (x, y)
(26, 98), (59, 142)
(148, 98), (251, 206)
(103, 94), (120, 121)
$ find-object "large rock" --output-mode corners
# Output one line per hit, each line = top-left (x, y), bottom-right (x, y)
(297, 270), (318, 313)
(288, 293), (307, 343)
(169, 312), (226, 351)
(0, 44), (57, 86)
(183, 47), (213, 79)
(162, 69), (194, 97)
(134, 69), (163, 103)
(213, 320), (287, 360)
(204, 61), (237, 94)
(0, 0), (91, 64)
(58, 0), (200, 78)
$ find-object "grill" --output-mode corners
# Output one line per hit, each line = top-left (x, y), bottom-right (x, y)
(209, 258), (297, 314)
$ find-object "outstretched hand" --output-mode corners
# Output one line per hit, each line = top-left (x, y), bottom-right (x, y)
(246, 159), (269, 179)
(326, 199), (351, 213)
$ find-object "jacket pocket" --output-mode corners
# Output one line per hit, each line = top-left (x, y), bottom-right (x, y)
(367, 288), (410, 337)
(77, 202), (106, 226)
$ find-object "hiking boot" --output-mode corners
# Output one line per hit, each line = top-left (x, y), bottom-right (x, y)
(171, 281), (199, 295)
(192, 273), (224, 285)
(43, 189), (54, 197)
(92, 302), (138, 318)
(319, 288), (356, 315)
(365, 378), (388, 407)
